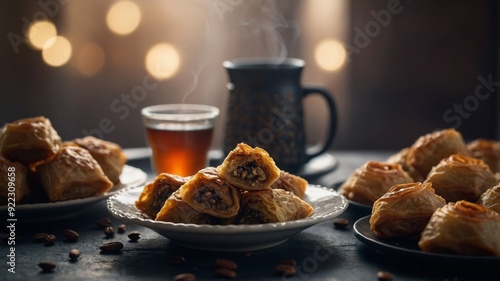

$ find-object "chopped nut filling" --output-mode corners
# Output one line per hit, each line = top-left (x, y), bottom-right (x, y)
(152, 184), (175, 213)
(231, 161), (267, 185)
(237, 207), (267, 224)
(194, 186), (228, 210)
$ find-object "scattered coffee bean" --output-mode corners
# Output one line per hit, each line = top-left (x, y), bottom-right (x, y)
(117, 224), (126, 234)
(99, 241), (123, 253)
(44, 234), (56, 246)
(377, 271), (394, 281)
(34, 233), (49, 243)
(215, 267), (237, 279)
(275, 264), (296, 277)
(333, 218), (349, 229)
(171, 256), (186, 265)
(104, 226), (115, 238)
(215, 258), (238, 270)
(127, 231), (140, 241)
(38, 261), (56, 272)
(278, 258), (297, 267)
(95, 217), (112, 229)
(69, 249), (81, 261)
(63, 229), (79, 242)
(173, 272), (196, 281)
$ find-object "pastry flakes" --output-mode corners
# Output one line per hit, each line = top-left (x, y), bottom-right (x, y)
(155, 190), (220, 224)
(270, 171), (308, 199)
(477, 184), (500, 214)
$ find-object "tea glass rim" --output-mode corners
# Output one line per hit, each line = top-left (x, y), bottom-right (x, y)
(141, 104), (219, 122)
(223, 57), (305, 69)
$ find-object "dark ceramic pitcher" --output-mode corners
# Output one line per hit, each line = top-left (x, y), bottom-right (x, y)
(223, 57), (337, 173)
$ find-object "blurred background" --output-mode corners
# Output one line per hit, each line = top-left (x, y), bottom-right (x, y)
(1, 0), (498, 151)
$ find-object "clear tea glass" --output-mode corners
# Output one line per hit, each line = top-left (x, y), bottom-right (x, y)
(141, 104), (219, 176)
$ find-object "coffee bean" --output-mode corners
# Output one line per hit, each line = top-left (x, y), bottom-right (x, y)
(34, 233), (49, 243)
(95, 217), (112, 229)
(44, 234), (56, 246)
(69, 249), (81, 261)
(104, 226), (114, 238)
(173, 273), (196, 281)
(171, 256), (186, 265)
(127, 231), (140, 241)
(117, 224), (126, 234)
(377, 271), (394, 281)
(275, 264), (296, 277)
(63, 229), (79, 242)
(99, 241), (123, 253)
(215, 267), (237, 279)
(333, 218), (349, 229)
(215, 258), (238, 270)
(278, 258), (297, 267)
(38, 261), (56, 272)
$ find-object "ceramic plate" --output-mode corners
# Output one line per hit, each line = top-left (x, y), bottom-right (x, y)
(353, 215), (500, 262)
(107, 184), (348, 252)
(3, 165), (147, 222)
(331, 181), (372, 213)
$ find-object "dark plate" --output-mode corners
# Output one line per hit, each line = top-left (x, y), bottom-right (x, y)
(331, 181), (372, 212)
(353, 215), (500, 262)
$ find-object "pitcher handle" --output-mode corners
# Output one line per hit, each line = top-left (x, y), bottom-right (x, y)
(302, 86), (337, 161)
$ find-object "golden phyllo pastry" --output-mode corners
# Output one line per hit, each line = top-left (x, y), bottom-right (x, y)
(385, 147), (423, 182)
(65, 136), (127, 184)
(424, 154), (496, 203)
(232, 188), (313, 224)
(0, 116), (62, 164)
(477, 184), (500, 214)
(270, 171), (308, 199)
(0, 156), (30, 205)
(418, 201), (500, 256)
(135, 173), (190, 219)
(339, 161), (413, 205)
(155, 190), (220, 224)
(467, 138), (500, 173)
(179, 167), (241, 218)
(216, 143), (280, 190)
(370, 182), (446, 238)
(406, 128), (470, 180)
(36, 146), (113, 202)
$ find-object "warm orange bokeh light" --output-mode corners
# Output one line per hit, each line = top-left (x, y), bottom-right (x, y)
(145, 43), (180, 80)
(315, 39), (347, 71)
(106, 1), (142, 35)
(27, 20), (57, 50)
(42, 36), (72, 67)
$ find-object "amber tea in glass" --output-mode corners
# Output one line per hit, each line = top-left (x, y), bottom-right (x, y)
(141, 104), (219, 176)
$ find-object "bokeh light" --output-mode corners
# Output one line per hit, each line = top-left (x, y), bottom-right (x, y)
(106, 1), (142, 35)
(75, 43), (106, 77)
(42, 36), (72, 67)
(315, 39), (347, 71)
(145, 43), (180, 80)
(27, 20), (57, 50)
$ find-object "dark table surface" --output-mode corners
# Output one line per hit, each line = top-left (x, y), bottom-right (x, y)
(2, 150), (499, 281)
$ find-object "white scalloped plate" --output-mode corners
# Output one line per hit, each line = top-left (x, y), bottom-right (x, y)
(107, 185), (348, 252)
(2, 165), (147, 222)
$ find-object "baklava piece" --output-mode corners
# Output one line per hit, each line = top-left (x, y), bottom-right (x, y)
(477, 184), (500, 214)
(418, 201), (500, 256)
(65, 136), (127, 184)
(424, 154), (496, 203)
(338, 161), (413, 205)
(135, 173), (190, 219)
(179, 167), (241, 219)
(405, 128), (470, 180)
(467, 138), (500, 173)
(155, 190), (221, 224)
(217, 143), (280, 190)
(0, 156), (30, 205)
(0, 116), (61, 164)
(270, 171), (308, 199)
(231, 188), (313, 225)
(36, 146), (113, 202)
(385, 147), (423, 182)
(370, 182), (446, 238)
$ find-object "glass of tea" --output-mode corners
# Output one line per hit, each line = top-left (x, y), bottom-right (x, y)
(141, 104), (219, 176)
